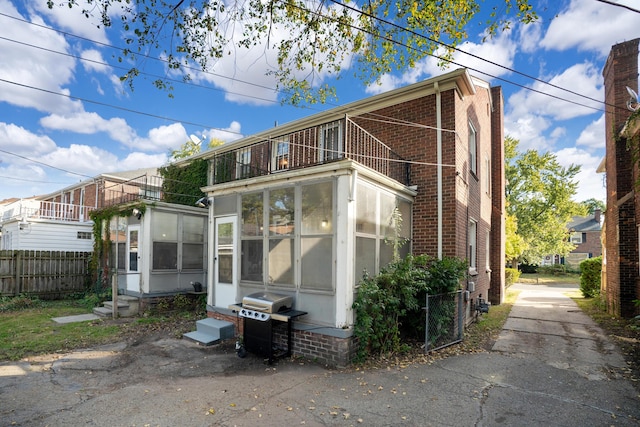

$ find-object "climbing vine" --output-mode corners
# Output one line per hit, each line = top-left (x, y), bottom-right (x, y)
(88, 203), (148, 291)
(159, 158), (209, 205)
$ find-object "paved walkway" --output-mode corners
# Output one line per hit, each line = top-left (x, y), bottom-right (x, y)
(1, 283), (639, 426)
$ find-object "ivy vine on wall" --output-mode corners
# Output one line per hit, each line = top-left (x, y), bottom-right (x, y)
(159, 158), (209, 205)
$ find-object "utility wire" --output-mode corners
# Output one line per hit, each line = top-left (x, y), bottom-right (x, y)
(327, 0), (608, 110)
(595, 0), (640, 13)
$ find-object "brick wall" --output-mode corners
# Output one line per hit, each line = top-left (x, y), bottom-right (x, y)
(602, 38), (640, 318)
(209, 311), (356, 368)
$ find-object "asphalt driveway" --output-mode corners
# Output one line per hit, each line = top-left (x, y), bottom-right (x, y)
(1, 283), (639, 426)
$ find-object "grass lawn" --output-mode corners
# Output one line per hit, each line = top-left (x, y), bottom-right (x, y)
(519, 272), (580, 284)
(0, 297), (204, 361)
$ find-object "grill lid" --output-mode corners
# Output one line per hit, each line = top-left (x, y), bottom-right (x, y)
(242, 292), (293, 313)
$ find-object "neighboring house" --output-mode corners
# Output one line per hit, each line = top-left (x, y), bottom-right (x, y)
(182, 68), (505, 366)
(0, 196), (93, 252)
(0, 168), (208, 300)
(541, 210), (603, 268)
(601, 38), (640, 319)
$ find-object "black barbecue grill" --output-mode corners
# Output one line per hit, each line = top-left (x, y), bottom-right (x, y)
(229, 292), (307, 363)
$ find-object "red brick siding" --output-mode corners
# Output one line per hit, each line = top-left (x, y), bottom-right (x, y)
(602, 38), (640, 317)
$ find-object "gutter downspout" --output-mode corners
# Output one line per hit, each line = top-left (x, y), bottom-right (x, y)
(435, 82), (443, 259)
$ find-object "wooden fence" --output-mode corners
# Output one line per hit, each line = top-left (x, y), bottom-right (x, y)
(0, 250), (92, 298)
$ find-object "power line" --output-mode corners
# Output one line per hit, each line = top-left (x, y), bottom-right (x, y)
(595, 0), (640, 13)
(0, 148), (94, 178)
(326, 0), (608, 111)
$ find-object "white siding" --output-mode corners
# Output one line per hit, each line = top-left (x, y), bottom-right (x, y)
(3, 220), (93, 251)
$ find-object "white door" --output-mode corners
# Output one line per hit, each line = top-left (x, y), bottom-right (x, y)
(214, 216), (237, 307)
(126, 225), (141, 292)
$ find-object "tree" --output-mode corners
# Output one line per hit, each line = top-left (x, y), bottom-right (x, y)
(505, 136), (586, 265)
(169, 137), (225, 161)
(581, 198), (605, 215)
(48, 0), (537, 104)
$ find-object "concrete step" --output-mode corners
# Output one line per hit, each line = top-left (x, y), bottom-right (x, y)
(93, 296), (140, 318)
(183, 318), (235, 346)
(196, 318), (235, 339)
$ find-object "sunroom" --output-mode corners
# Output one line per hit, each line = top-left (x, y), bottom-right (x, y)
(201, 116), (415, 333)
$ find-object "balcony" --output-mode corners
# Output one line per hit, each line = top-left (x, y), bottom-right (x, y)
(102, 174), (164, 208)
(0, 200), (91, 224)
(210, 117), (411, 186)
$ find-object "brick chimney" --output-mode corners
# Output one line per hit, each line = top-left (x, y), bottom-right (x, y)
(594, 208), (601, 224)
(602, 38), (640, 318)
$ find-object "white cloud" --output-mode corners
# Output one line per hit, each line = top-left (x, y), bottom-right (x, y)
(40, 112), (137, 144)
(554, 146), (606, 203)
(0, 122), (57, 155)
(80, 49), (109, 74)
(118, 152), (168, 171)
(191, 2), (356, 105)
(37, 143), (118, 176)
(576, 115), (605, 150)
(365, 26), (517, 95)
(541, 0), (640, 56)
(504, 114), (553, 152)
(0, 1), (80, 114)
(136, 123), (189, 152)
(27, 0), (112, 44)
(204, 121), (243, 144)
(507, 62), (603, 122)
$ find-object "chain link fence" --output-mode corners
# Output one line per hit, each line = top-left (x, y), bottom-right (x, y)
(424, 290), (465, 352)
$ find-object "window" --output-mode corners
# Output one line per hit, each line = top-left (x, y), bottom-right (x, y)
(237, 147), (252, 179)
(469, 122), (477, 175)
(151, 212), (205, 271)
(273, 138), (289, 171)
(241, 193), (264, 282)
(570, 232), (583, 244)
(468, 219), (477, 274)
(354, 182), (412, 281)
(77, 231), (92, 239)
(182, 215), (205, 270)
(486, 229), (491, 271)
(301, 181), (333, 291)
(319, 121), (342, 162)
(268, 187), (295, 286)
(152, 212), (178, 270)
(484, 154), (491, 195)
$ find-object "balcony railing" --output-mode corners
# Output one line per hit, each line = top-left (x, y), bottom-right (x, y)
(102, 174), (164, 208)
(211, 117), (411, 186)
(0, 200), (91, 223)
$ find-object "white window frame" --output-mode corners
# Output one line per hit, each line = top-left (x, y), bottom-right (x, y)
(272, 138), (289, 171)
(468, 219), (477, 274)
(237, 147), (252, 179)
(469, 122), (477, 175)
(570, 232), (583, 244)
(319, 121), (343, 162)
(484, 154), (491, 196)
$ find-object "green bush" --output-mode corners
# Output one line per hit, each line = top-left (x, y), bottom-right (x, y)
(539, 264), (566, 275)
(580, 256), (602, 298)
(352, 254), (467, 362)
(505, 268), (521, 287)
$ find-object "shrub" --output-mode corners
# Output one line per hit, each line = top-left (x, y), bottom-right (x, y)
(580, 256), (602, 298)
(519, 263), (538, 274)
(352, 254), (467, 362)
(539, 264), (566, 275)
(505, 268), (521, 287)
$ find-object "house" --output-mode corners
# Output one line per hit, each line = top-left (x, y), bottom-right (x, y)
(601, 38), (640, 318)
(541, 210), (603, 268)
(0, 168), (161, 252)
(0, 196), (94, 252)
(0, 168), (208, 307)
(184, 68), (505, 366)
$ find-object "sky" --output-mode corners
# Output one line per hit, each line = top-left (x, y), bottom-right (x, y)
(0, 0), (639, 204)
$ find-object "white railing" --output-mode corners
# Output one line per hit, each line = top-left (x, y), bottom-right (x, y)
(0, 200), (91, 223)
